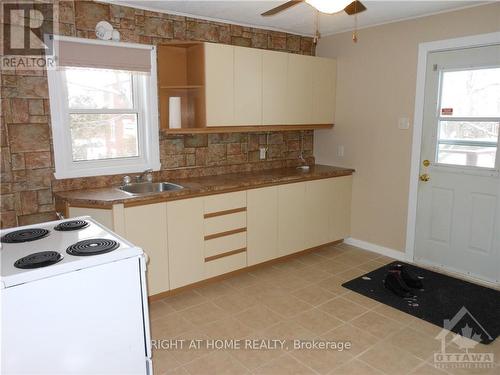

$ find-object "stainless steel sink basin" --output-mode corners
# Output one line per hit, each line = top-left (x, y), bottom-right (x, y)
(119, 182), (183, 195)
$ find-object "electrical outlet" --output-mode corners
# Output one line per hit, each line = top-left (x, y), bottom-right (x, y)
(259, 147), (267, 160)
(337, 145), (345, 157)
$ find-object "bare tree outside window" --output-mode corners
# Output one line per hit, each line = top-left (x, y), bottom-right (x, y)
(65, 67), (139, 162)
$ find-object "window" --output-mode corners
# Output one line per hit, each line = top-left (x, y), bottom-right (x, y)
(48, 37), (160, 179)
(436, 67), (500, 169)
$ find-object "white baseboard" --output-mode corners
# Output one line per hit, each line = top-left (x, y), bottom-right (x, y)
(344, 237), (409, 262)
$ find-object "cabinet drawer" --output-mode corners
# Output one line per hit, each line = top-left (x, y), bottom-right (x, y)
(205, 231), (246, 258)
(205, 251), (247, 278)
(204, 191), (246, 214)
(204, 211), (247, 237)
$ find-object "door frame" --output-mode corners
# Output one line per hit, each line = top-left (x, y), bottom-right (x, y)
(405, 32), (500, 263)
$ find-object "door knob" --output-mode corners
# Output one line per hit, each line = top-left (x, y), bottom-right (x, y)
(419, 173), (430, 182)
(423, 160), (430, 167)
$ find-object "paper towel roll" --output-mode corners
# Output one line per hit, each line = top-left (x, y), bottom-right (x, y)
(169, 97), (182, 129)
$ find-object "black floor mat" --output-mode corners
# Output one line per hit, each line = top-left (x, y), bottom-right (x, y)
(342, 261), (500, 344)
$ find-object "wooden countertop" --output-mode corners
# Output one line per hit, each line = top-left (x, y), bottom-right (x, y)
(55, 165), (354, 208)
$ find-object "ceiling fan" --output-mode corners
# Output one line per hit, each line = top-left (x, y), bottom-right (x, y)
(261, 0), (366, 17)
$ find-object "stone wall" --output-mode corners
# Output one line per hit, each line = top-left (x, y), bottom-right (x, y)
(0, 1), (316, 228)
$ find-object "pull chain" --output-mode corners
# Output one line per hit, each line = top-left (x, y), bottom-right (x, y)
(313, 10), (320, 45)
(352, 12), (358, 43)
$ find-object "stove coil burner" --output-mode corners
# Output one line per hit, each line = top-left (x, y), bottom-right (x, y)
(54, 220), (89, 232)
(66, 239), (119, 256)
(14, 251), (63, 269)
(1, 228), (50, 243)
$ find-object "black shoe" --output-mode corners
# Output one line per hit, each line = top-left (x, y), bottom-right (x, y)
(384, 270), (413, 298)
(390, 264), (423, 289)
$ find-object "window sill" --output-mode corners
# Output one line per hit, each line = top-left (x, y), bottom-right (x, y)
(53, 162), (161, 180)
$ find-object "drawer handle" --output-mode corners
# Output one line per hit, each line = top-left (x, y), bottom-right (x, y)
(204, 227), (246, 241)
(205, 248), (247, 262)
(204, 207), (246, 218)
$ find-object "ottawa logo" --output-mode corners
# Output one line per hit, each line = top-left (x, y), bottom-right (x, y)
(434, 306), (495, 370)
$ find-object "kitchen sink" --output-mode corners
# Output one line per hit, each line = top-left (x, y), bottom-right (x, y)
(119, 182), (184, 195)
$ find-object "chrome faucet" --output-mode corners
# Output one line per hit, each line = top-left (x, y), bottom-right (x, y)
(135, 169), (153, 183)
(122, 175), (132, 186)
(121, 169), (153, 187)
(299, 131), (306, 164)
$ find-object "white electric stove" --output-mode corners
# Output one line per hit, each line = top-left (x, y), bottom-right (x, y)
(1, 216), (152, 374)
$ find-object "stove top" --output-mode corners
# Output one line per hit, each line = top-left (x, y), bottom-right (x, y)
(1, 228), (50, 243)
(0, 216), (143, 288)
(54, 219), (89, 232)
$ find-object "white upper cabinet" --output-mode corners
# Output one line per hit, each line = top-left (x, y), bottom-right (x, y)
(262, 50), (288, 125)
(286, 53), (314, 125)
(234, 46), (263, 125)
(203, 43), (335, 127)
(312, 57), (336, 124)
(205, 43), (234, 126)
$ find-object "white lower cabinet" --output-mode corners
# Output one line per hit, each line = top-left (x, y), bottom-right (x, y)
(68, 207), (113, 229)
(329, 175), (353, 242)
(67, 176), (351, 296)
(167, 197), (205, 289)
(247, 186), (278, 265)
(277, 182), (306, 256)
(305, 179), (334, 248)
(123, 203), (169, 295)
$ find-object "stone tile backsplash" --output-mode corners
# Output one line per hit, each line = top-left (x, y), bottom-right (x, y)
(0, 0), (316, 228)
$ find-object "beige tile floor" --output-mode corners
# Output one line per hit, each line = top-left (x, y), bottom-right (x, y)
(149, 243), (500, 375)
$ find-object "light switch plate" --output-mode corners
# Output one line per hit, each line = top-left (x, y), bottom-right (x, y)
(398, 117), (410, 130)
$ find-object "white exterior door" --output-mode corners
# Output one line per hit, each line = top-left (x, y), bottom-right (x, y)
(414, 45), (500, 283)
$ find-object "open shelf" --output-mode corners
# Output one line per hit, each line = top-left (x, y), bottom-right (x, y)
(158, 43), (206, 130)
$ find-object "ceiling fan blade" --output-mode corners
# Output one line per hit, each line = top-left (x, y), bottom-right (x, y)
(261, 0), (304, 16)
(344, 1), (367, 16)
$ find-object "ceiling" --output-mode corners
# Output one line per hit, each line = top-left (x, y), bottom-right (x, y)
(106, 1), (487, 37)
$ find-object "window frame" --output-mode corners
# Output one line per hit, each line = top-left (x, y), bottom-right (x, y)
(47, 36), (160, 179)
(433, 66), (500, 173)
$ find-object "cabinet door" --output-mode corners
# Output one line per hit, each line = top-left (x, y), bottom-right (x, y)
(124, 203), (169, 296)
(205, 43), (234, 126)
(286, 54), (313, 124)
(278, 182), (306, 256)
(305, 179), (333, 248)
(262, 50), (288, 125)
(330, 176), (352, 242)
(312, 57), (336, 124)
(234, 46), (262, 125)
(247, 186), (278, 265)
(69, 207), (113, 230)
(167, 198), (205, 289)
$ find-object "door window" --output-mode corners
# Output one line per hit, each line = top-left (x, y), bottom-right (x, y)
(436, 67), (500, 169)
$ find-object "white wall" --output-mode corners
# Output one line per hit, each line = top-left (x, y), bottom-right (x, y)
(315, 3), (500, 252)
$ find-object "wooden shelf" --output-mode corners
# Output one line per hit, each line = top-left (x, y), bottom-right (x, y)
(163, 124), (334, 134)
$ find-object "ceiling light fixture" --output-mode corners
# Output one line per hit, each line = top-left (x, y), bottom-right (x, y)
(305, 0), (352, 14)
